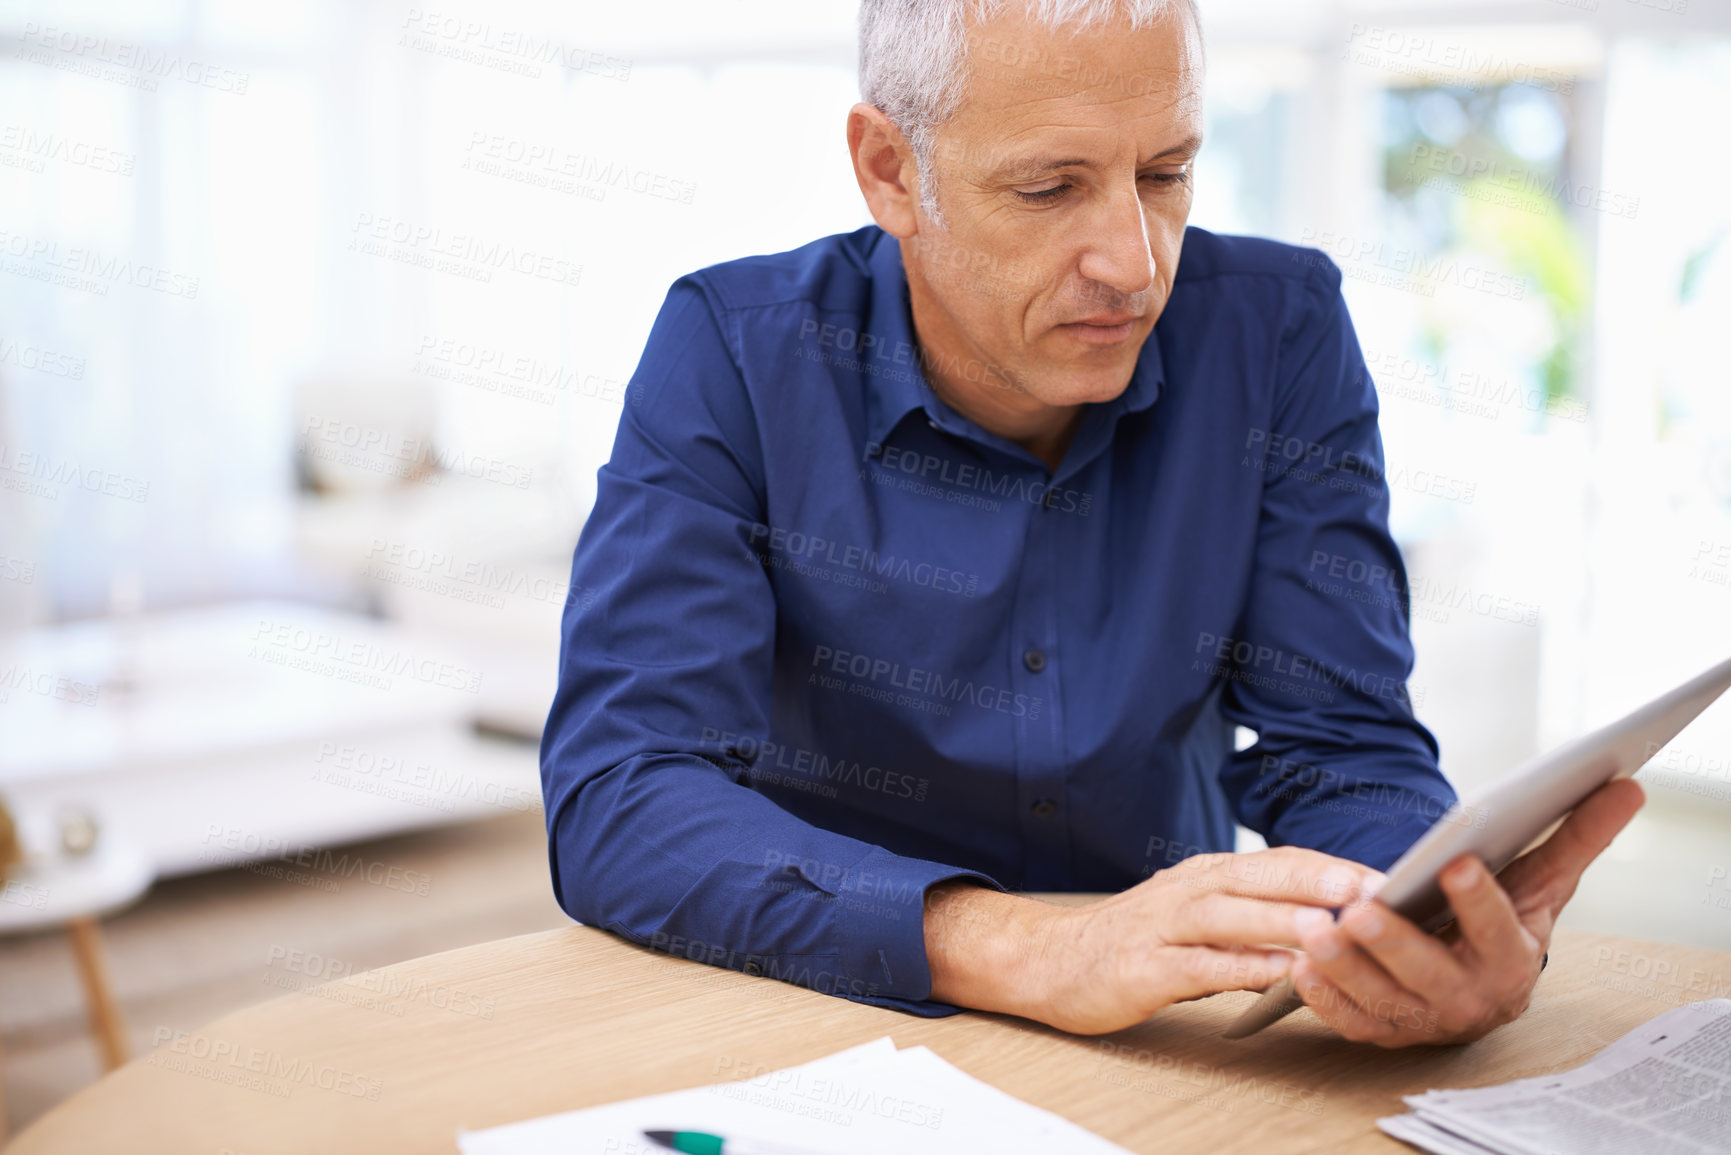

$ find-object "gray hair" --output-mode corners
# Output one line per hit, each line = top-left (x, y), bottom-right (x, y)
(858, 0), (1203, 224)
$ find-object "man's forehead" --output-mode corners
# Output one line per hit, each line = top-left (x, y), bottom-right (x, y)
(946, 5), (1203, 161)
(961, 3), (1201, 96)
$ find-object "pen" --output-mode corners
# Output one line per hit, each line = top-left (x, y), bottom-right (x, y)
(642, 1128), (851, 1155)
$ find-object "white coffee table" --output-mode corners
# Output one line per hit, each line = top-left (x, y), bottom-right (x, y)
(0, 838), (155, 1140)
(0, 600), (541, 879)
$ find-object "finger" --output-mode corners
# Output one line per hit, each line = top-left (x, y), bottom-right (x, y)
(1290, 956), (1406, 1045)
(1173, 846), (1386, 910)
(1295, 924), (1443, 1044)
(1163, 892), (1336, 949)
(1144, 945), (1293, 1004)
(1497, 778), (1645, 909)
(1333, 898), (1467, 996)
(1439, 854), (1539, 966)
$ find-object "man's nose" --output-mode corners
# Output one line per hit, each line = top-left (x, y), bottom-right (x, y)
(1076, 181), (1156, 301)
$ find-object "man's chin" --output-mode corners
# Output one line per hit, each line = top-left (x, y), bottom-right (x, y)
(1023, 367), (1137, 408)
(1026, 347), (1144, 406)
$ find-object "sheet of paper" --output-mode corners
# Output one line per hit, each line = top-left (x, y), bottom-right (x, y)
(1377, 1112), (1508, 1155)
(456, 1036), (1134, 1155)
(1378, 998), (1731, 1155)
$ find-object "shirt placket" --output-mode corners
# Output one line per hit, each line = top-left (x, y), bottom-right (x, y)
(1012, 460), (1071, 890)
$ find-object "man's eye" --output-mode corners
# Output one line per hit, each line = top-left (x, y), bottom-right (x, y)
(1014, 173), (1189, 204)
(1014, 184), (1071, 204)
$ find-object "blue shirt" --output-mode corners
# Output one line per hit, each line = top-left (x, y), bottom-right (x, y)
(540, 223), (1453, 1015)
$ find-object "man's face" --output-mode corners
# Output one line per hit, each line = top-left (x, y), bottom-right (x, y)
(906, 4), (1203, 409)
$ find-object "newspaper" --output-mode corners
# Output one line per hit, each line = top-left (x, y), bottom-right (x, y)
(1379, 998), (1731, 1155)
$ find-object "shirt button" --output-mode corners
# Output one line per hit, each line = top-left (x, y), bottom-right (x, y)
(1023, 648), (1046, 672)
(743, 960), (764, 977)
(1031, 798), (1058, 818)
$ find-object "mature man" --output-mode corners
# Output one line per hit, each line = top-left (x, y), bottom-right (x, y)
(540, 0), (1642, 1045)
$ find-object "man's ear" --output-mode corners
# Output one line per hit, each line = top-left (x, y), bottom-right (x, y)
(847, 103), (922, 238)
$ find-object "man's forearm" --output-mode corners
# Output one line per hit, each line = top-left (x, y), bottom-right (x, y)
(922, 848), (1388, 1036)
(923, 880), (1057, 1015)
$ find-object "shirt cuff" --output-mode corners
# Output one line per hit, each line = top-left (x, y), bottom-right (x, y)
(826, 844), (1005, 1016)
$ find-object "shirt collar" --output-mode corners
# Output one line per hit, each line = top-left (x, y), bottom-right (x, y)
(862, 227), (1165, 451)
(863, 230), (934, 451)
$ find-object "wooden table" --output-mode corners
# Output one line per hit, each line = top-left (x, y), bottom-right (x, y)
(8, 898), (1729, 1154)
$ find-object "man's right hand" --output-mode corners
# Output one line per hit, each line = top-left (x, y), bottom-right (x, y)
(923, 847), (1385, 1034)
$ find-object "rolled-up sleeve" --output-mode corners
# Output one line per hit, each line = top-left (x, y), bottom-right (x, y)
(539, 278), (1001, 1014)
(1216, 255), (1457, 871)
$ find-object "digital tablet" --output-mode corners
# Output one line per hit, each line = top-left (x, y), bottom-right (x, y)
(1222, 652), (1731, 1040)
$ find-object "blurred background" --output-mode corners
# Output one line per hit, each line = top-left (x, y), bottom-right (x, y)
(2, 0), (1729, 1135)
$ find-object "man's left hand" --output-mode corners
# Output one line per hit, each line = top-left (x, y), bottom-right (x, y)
(1289, 777), (1646, 1046)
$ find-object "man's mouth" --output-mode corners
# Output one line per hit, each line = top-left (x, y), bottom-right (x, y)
(1057, 314), (1142, 345)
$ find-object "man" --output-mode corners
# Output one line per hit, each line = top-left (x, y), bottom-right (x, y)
(540, 0), (1643, 1046)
